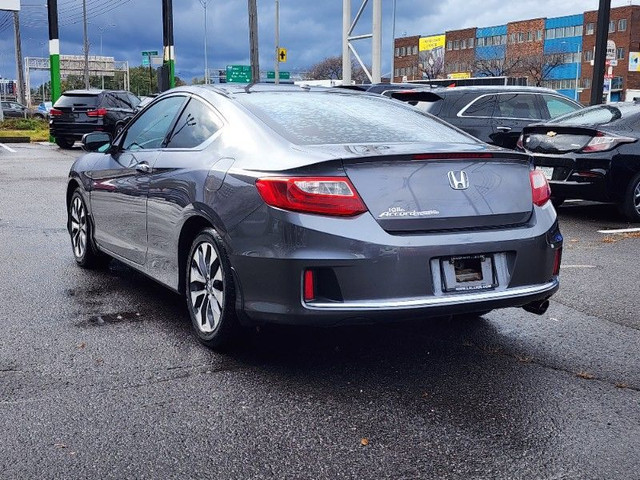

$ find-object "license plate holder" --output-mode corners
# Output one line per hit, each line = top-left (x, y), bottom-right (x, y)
(441, 254), (497, 292)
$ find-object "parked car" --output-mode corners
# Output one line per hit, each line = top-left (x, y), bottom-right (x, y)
(519, 102), (640, 221)
(386, 85), (583, 149)
(35, 101), (52, 119)
(50, 89), (140, 149)
(0, 100), (41, 119)
(67, 85), (561, 349)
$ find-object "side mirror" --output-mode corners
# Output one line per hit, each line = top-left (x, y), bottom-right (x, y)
(82, 132), (112, 152)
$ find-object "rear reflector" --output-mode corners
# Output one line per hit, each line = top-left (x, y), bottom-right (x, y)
(87, 108), (108, 117)
(553, 248), (562, 276)
(530, 170), (551, 207)
(255, 177), (367, 217)
(303, 270), (315, 302)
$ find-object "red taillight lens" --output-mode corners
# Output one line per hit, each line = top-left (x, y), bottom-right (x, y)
(530, 169), (551, 207)
(255, 177), (367, 217)
(580, 132), (636, 153)
(303, 269), (315, 302)
(516, 134), (524, 150)
(553, 248), (562, 276)
(50, 108), (63, 116)
(87, 108), (108, 117)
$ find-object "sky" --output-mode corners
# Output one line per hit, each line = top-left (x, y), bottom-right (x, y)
(0, 0), (639, 89)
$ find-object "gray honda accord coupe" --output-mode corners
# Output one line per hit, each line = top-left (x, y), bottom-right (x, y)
(66, 84), (562, 349)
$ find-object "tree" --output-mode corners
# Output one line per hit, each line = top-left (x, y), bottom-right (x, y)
(472, 52), (523, 77)
(307, 56), (370, 84)
(518, 53), (566, 87)
(419, 47), (445, 80)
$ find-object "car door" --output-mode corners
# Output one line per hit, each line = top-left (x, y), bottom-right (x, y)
(146, 96), (225, 288)
(491, 93), (544, 149)
(454, 93), (497, 143)
(89, 95), (187, 265)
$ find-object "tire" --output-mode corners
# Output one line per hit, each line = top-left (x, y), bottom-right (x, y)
(551, 196), (565, 208)
(68, 190), (110, 269)
(55, 137), (75, 149)
(619, 173), (640, 222)
(185, 228), (239, 350)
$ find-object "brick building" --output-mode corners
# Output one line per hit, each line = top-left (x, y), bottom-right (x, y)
(394, 5), (640, 102)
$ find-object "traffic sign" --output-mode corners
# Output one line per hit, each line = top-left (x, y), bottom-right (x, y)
(226, 65), (252, 83)
(142, 50), (159, 57)
(278, 48), (287, 63)
(267, 71), (290, 79)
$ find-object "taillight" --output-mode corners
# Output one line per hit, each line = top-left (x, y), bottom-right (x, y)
(580, 132), (636, 153)
(530, 170), (551, 207)
(516, 133), (524, 150)
(303, 269), (315, 302)
(255, 177), (367, 217)
(50, 108), (63, 116)
(87, 108), (108, 117)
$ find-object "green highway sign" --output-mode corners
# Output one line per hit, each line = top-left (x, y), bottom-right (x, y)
(226, 65), (252, 83)
(142, 50), (159, 57)
(266, 71), (290, 79)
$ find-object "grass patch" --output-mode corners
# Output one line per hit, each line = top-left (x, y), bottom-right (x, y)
(0, 118), (50, 142)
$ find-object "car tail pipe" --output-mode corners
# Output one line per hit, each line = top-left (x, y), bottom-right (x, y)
(522, 299), (550, 316)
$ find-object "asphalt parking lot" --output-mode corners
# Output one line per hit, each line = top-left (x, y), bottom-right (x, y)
(0, 143), (638, 479)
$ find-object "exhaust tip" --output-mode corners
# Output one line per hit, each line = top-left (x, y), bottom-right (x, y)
(523, 299), (549, 316)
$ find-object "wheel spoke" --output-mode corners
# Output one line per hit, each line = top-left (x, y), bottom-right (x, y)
(190, 263), (207, 285)
(190, 288), (206, 306)
(209, 293), (221, 329)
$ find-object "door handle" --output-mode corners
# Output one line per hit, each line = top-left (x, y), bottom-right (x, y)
(496, 126), (512, 132)
(135, 162), (151, 173)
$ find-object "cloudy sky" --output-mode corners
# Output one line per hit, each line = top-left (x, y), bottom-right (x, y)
(0, 0), (638, 87)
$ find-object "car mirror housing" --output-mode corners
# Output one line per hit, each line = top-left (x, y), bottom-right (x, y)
(81, 132), (112, 152)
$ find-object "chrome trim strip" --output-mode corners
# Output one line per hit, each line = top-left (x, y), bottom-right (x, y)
(306, 280), (558, 311)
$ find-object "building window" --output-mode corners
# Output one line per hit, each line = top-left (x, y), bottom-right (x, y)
(461, 39), (467, 49)
(609, 20), (615, 33)
(394, 47), (399, 57)
(412, 45), (418, 55)
(617, 47), (625, 60)
(537, 30), (543, 41)
(500, 34), (507, 45)
(585, 49), (594, 62)
(556, 27), (565, 38)
(446, 40), (452, 51)
(453, 39), (460, 50)
(583, 78), (591, 89)
(586, 22), (594, 35)
(394, 68), (399, 77)
(400, 46), (406, 56)
(619, 18), (627, 31)
(546, 28), (555, 40)
(576, 24), (583, 36)
(468, 37), (474, 48)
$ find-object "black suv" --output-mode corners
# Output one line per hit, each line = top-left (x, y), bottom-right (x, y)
(50, 89), (140, 149)
(385, 85), (583, 149)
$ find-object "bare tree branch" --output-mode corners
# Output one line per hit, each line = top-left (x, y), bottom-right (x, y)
(518, 53), (566, 87)
(306, 56), (370, 84)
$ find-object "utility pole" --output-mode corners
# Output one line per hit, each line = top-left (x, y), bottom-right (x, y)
(591, 0), (611, 105)
(342, 0), (351, 84)
(13, 11), (25, 105)
(199, 0), (209, 84)
(274, 0), (279, 85)
(371, 0), (381, 83)
(248, 0), (259, 83)
(162, 0), (176, 89)
(82, 0), (90, 89)
(391, 0), (396, 82)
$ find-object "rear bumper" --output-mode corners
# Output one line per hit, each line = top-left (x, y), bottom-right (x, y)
(228, 204), (562, 326)
(549, 179), (610, 202)
(50, 122), (106, 140)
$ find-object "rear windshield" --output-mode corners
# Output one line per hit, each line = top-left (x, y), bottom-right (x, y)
(236, 92), (475, 145)
(54, 94), (99, 108)
(551, 104), (640, 126)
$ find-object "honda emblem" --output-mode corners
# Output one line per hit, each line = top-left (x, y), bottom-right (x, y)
(448, 171), (469, 190)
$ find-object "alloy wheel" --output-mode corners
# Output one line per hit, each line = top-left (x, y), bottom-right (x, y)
(634, 180), (640, 215)
(188, 242), (224, 333)
(70, 196), (88, 259)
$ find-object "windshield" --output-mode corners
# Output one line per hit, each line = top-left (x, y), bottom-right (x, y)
(550, 103), (640, 126)
(237, 91), (476, 146)
(54, 94), (99, 108)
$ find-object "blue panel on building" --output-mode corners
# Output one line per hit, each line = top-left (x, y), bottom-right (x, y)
(544, 37), (582, 54)
(476, 45), (506, 60)
(547, 63), (580, 80)
(476, 25), (507, 37)
(545, 14), (583, 29)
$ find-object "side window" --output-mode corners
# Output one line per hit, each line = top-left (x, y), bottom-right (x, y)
(495, 94), (541, 119)
(459, 95), (496, 117)
(127, 93), (141, 108)
(102, 94), (118, 109)
(122, 96), (185, 151)
(165, 98), (222, 149)
(542, 95), (582, 119)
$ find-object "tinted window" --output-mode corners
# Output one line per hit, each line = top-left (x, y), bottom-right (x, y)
(127, 93), (141, 108)
(237, 92), (474, 145)
(543, 94), (581, 119)
(551, 104), (639, 126)
(122, 96), (185, 151)
(460, 95), (496, 117)
(114, 93), (136, 109)
(102, 94), (119, 108)
(166, 98), (221, 149)
(54, 94), (99, 108)
(495, 94), (540, 119)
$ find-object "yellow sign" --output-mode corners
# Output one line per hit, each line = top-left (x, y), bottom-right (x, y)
(419, 35), (445, 52)
(447, 72), (471, 80)
(278, 48), (287, 63)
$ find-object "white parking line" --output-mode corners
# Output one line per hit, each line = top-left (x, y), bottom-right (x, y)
(0, 143), (17, 153)
(597, 227), (640, 234)
(562, 265), (598, 269)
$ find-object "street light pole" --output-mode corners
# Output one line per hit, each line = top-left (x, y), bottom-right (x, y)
(82, 0), (90, 89)
(575, 44), (581, 102)
(199, 0), (210, 84)
(275, 0), (279, 85)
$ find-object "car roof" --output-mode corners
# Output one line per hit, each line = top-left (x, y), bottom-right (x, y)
(406, 85), (561, 95)
(62, 89), (130, 95)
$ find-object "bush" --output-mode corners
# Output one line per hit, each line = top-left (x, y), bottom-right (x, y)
(0, 118), (47, 131)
